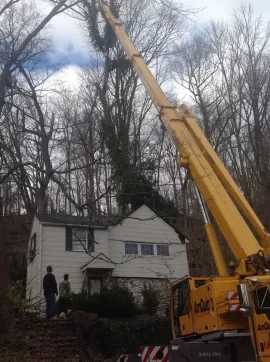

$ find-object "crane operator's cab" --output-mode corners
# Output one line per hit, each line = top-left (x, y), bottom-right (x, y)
(171, 276), (251, 339)
(171, 277), (207, 338)
(170, 277), (256, 362)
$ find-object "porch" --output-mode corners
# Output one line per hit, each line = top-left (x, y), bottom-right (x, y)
(81, 253), (115, 295)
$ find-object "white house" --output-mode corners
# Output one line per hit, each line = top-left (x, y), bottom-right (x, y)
(26, 205), (189, 314)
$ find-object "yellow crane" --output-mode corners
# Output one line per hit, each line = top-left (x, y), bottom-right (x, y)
(103, 4), (270, 361)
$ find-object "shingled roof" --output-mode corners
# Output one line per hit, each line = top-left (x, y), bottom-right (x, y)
(36, 213), (123, 228)
(36, 204), (188, 242)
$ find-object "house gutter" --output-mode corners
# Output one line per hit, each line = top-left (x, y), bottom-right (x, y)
(39, 222), (107, 229)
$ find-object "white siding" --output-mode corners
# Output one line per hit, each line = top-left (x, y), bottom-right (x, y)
(109, 205), (189, 279)
(27, 204), (189, 309)
(41, 226), (108, 294)
(26, 216), (41, 304)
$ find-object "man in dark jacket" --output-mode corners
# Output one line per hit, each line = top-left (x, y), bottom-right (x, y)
(43, 266), (58, 319)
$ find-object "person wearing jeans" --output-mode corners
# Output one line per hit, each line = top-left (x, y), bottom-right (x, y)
(43, 266), (58, 319)
(59, 274), (71, 319)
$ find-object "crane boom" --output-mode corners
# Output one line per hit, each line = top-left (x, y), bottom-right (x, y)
(102, 4), (262, 268)
(180, 106), (270, 250)
(103, 4), (270, 361)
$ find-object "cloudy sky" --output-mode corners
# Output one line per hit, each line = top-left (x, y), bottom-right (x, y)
(37, 0), (270, 86)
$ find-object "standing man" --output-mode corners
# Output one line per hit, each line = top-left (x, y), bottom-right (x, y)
(43, 266), (58, 319)
(59, 274), (71, 319)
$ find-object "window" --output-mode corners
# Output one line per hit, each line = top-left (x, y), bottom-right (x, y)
(124, 242), (170, 256)
(29, 233), (36, 261)
(125, 243), (138, 255)
(172, 279), (191, 338)
(195, 280), (206, 288)
(72, 228), (87, 251)
(66, 226), (94, 252)
(177, 279), (191, 316)
(157, 244), (169, 256)
(141, 244), (154, 255)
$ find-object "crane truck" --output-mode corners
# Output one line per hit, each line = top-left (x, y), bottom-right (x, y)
(102, 4), (270, 362)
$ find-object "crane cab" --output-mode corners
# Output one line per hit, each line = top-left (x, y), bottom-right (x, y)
(171, 276), (249, 340)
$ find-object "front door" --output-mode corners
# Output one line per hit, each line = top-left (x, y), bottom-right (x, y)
(89, 278), (101, 295)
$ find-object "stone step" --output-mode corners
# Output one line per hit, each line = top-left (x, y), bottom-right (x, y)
(33, 336), (78, 343)
(19, 320), (75, 328)
(1, 358), (79, 362)
(19, 328), (76, 335)
(2, 318), (82, 361)
(27, 343), (79, 351)
(1, 345), (80, 353)
(26, 329), (76, 336)
(25, 350), (80, 360)
(21, 321), (76, 329)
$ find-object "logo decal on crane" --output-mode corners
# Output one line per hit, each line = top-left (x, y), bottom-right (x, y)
(194, 299), (211, 315)
(260, 333), (270, 352)
(258, 322), (270, 331)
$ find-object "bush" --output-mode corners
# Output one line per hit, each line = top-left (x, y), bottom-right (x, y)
(8, 280), (28, 316)
(97, 285), (136, 318)
(75, 311), (171, 358)
(134, 304), (147, 315)
(68, 285), (135, 319)
(56, 291), (100, 315)
(142, 284), (159, 315)
(71, 291), (100, 314)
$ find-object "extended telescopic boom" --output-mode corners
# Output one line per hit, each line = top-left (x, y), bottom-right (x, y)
(102, 4), (267, 275)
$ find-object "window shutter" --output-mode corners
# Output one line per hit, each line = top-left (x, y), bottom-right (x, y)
(88, 228), (94, 252)
(29, 233), (37, 261)
(66, 226), (73, 251)
(32, 233), (37, 256)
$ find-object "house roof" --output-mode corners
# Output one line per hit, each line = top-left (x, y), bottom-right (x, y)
(36, 213), (122, 228)
(36, 204), (189, 241)
(81, 253), (115, 271)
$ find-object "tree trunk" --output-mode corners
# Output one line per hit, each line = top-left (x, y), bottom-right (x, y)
(0, 217), (14, 332)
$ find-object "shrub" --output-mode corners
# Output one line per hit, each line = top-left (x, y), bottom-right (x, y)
(71, 291), (99, 314)
(134, 304), (147, 315)
(8, 280), (28, 316)
(57, 291), (100, 314)
(69, 286), (135, 319)
(75, 312), (171, 358)
(97, 285), (136, 318)
(142, 284), (159, 315)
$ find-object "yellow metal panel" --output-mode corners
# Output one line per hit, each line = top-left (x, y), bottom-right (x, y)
(204, 223), (227, 276)
(216, 306), (229, 314)
(191, 282), (218, 334)
(251, 313), (270, 361)
(188, 278), (248, 333)
(178, 105), (270, 249)
(168, 118), (261, 260)
(179, 313), (194, 336)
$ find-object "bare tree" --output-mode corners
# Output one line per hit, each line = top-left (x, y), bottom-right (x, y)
(77, 0), (189, 214)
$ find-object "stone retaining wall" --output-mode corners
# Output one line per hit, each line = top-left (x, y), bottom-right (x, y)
(113, 277), (171, 316)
